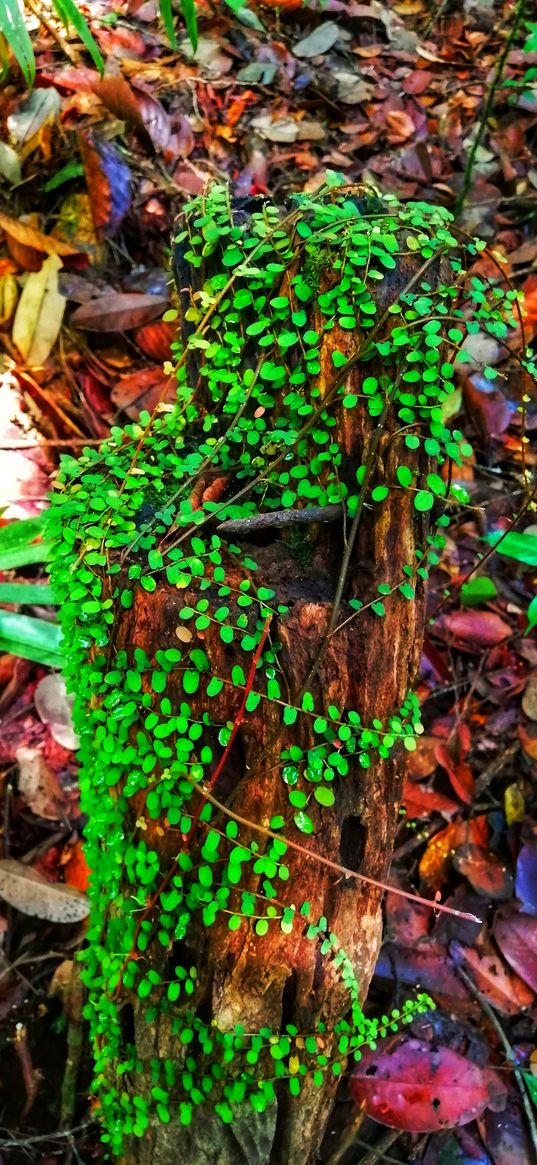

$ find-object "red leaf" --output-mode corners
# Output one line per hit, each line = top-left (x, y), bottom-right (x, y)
(435, 742), (475, 805)
(133, 320), (175, 361)
(450, 940), (534, 1015)
(494, 910), (537, 992)
(453, 844), (513, 900)
(72, 293), (168, 332)
(78, 132), (131, 240)
(419, 817), (489, 886)
(437, 611), (512, 651)
(94, 76), (170, 153)
(111, 366), (175, 418)
(403, 779), (459, 820)
(350, 1037), (507, 1132)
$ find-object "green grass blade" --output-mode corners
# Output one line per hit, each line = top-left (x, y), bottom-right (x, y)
(1, 0), (35, 86)
(50, 0), (104, 72)
(0, 515), (52, 570)
(0, 582), (57, 604)
(180, 0), (198, 50)
(159, 0), (178, 48)
(0, 612), (63, 667)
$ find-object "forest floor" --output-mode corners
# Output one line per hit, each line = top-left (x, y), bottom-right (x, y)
(0, 0), (537, 1162)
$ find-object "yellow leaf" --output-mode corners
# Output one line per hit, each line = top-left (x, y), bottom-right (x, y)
(12, 254), (65, 366)
(288, 1055), (300, 1075)
(504, 782), (525, 826)
(0, 273), (18, 324)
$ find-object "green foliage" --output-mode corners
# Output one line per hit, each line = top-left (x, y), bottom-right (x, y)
(46, 177), (521, 1150)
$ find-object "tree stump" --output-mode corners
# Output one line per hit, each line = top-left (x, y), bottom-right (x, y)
(49, 183), (468, 1165)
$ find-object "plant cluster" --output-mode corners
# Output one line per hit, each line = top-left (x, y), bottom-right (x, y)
(47, 179), (520, 1152)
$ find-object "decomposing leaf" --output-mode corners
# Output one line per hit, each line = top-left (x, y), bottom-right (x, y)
(0, 858), (89, 923)
(72, 292), (168, 331)
(35, 673), (80, 751)
(250, 114), (326, 143)
(450, 941), (534, 1015)
(6, 88), (61, 150)
(293, 22), (341, 58)
(16, 745), (66, 819)
(12, 254), (66, 366)
(494, 910), (537, 993)
(350, 1037), (507, 1132)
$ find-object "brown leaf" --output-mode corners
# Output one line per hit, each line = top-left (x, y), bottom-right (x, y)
(419, 816), (489, 886)
(94, 75), (170, 152)
(16, 746), (66, 820)
(0, 211), (80, 258)
(0, 858), (89, 923)
(71, 293), (167, 331)
(111, 366), (175, 417)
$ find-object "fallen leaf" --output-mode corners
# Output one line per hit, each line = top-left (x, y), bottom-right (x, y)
(293, 22), (341, 57)
(515, 840), (537, 916)
(435, 741), (475, 805)
(79, 132), (131, 240)
(133, 320), (175, 361)
(16, 746), (66, 820)
(494, 910), (537, 992)
(451, 940), (534, 1014)
(437, 610), (512, 651)
(72, 292), (167, 331)
(0, 141), (22, 185)
(0, 211), (80, 258)
(94, 75), (170, 152)
(250, 114), (326, 142)
(0, 858), (89, 923)
(35, 673), (79, 750)
(403, 779), (459, 819)
(111, 365), (175, 417)
(419, 817), (489, 886)
(12, 254), (66, 366)
(62, 839), (90, 893)
(6, 89), (61, 150)
(350, 1036), (507, 1132)
(453, 844), (513, 901)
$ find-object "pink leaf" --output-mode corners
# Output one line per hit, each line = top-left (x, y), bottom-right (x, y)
(350, 1037), (507, 1132)
(494, 910), (537, 992)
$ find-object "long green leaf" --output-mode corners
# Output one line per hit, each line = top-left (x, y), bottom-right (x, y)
(0, 515), (52, 570)
(180, 0), (198, 50)
(159, 0), (178, 48)
(0, 582), (57, 604)
(1, 0), (35, 86)
(0, 611), (63, 668)
(51, 0), (104, 72)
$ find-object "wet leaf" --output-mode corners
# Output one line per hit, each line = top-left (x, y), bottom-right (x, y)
(12, 254), (66, 366)
(515, 840), (537, 916)
(453, 844), (513, 900)
(350, 1036), (507, 1132)
(0, 858), (89, 923)
(35, 673), (80, 751)
(494, 910), (537, 992)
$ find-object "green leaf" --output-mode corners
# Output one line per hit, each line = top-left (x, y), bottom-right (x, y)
(2, 0), (35, 86)
(460, 577), (498, 607)
(0, 515), (51, 571)
(0, 611), (63, 667)
(51, 0), (104, 72)
(43, 160), (84, 193)
(179, 0), (198, 49)
(314, 786), (335, 808)
(0, 582), (57, 604)
(525, 594), (537, 637)
(486, 530), (537, 567)
(414, 490), (434, 512)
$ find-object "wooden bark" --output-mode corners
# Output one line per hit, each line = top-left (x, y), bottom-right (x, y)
(103, 208), (447, 1165)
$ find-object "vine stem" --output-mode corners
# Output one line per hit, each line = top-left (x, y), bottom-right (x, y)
(454, 0), (526, 217)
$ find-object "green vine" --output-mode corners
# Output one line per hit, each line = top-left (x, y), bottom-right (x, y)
(47, 177), (520, 1154)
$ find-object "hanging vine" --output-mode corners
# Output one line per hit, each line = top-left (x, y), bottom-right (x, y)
(47, 178), (521, 1155)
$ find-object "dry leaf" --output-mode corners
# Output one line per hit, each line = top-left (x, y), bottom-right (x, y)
(12, 254), (66, 366)
(0, 211), (80, 258)
(35, 673), (79, 750)
(71, 292), (167, 331)
(16, 746), (66, 819)
(0, 858), (89, 923)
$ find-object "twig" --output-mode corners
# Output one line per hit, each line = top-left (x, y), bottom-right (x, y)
(185, 775), (482, 922)
(455, 0), (526, 217)
(455, 962), (537, 1155)
(217, 505), (342, 536)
